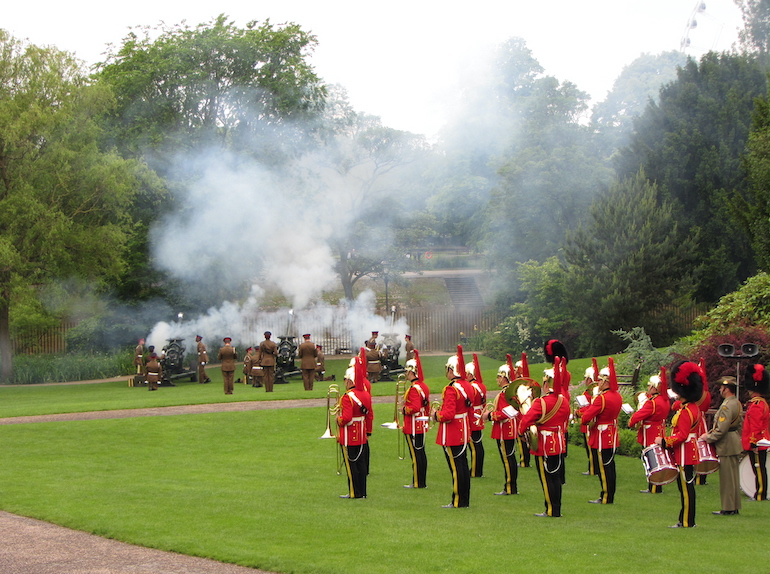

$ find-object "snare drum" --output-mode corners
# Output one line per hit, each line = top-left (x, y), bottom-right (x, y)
(694, 440), (719, 475)
(641, 444), (679, 485)
(740, 455), (770, 498)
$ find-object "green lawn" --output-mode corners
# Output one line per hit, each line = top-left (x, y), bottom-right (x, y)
(0, 354), (767, 573)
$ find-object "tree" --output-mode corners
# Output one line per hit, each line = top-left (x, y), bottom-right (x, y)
(0, 31), (159, 383)
(591, 51), (686, 155)
(735, 0), (770, 65)
(97, 14), (327, 172)
(314, 88), (433, 300)
(563, 171), (698, 355)
(731, 92), (770, 270)
(616, 52), (767, 301)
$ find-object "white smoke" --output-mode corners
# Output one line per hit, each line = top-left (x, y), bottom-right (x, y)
(145, 288), (410, 355)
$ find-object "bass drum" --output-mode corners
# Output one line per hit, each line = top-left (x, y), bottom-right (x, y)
(740, 455), (770, 498)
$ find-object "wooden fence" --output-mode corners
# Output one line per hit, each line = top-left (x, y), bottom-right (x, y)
(11, 322), (76, 355)
(9, 303), (708, 356)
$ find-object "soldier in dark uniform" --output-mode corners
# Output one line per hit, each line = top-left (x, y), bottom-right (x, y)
(195, 335), (211, 384)
(144, 352), (162, 391)
(218, 337), (238, 395)
(404, 334), (415, 362)
(259, 331), (278, 392)
(134, 338), (145, 374)
(297, 334), (318, 391)
(365, 341), (382, 384)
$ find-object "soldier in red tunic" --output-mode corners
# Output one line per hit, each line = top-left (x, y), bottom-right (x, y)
(402, 349), (430, 489)
(519, 356), (571, 517)
(337, 356), (373, 499)
(467, 353), (487, 478)
(433, 346), (473, 508)
(485, 355), (521, 496)
(580, 358), (622, 504)
(628, 368), (671, 493)
(655, 360), (703, 528)
(742, 364), (770, 501)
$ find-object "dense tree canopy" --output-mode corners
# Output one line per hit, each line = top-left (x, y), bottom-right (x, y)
(0, 31), (161, 382)
(97, 14), (327, 171)
(616, 52), (767, 301)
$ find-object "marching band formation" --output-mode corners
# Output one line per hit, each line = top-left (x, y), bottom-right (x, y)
(325, 339), (770, 527)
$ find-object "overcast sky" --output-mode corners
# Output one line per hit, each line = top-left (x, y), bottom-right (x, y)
(4, 0), (744, 138)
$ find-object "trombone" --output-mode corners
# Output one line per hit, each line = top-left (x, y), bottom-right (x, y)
(381, 374), (407, 460)
(319, 384), (343, 474)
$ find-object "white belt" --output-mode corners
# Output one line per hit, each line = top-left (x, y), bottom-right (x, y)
(148, 372), (158, 376)
(368, 361), (380, 364)
(541, 430), (554, 437)
(597, 424), (610, 431)
(688, 433), (697, 439)
(454, 412), (468, 419)
(350, 416), (365, 422)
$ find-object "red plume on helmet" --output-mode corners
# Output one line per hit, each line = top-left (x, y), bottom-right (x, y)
(698, 358), (708, 387)
(356, 347), (368, 391)
(521, 352), (530, 378)
(414, 348), (424, 382)
(608, 357), (619, 392)
(472, 353), (483, 385)
(591, 358), (599, 383)
(552, 356), (562, 395)
(544, 339), (569, 365)
(658, 366), (668, 397)
(743, 363), (770, 396)
(506, 354), (515, 380)
(456, 345), (466, 380)
(669, 360), (703, 402)
(561, 356), (571, 390)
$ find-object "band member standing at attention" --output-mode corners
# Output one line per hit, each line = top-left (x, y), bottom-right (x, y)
(580, 359), (622, 504)
(402, 350), (430, 489)
(655, 360), (703, 528)
(701, 376), (743, 515)
(297, 333), (318, 391)
(433, 346), (473, 508)
(467, 353), (487, 478)
(218, 337), (238, 395)
(337, 357), (373, 499)
(742, 364), (770, 501)
(258, 331), (277, 392)
(628, 369), (671, 493)
(518, 356), (571, 517)
(144, 352), (162, 391)
(543, 339), (570, 485)
(577, 360), (600, 475)
(694, 359), (712, 486)
(195, 335), (211, 384)
(485, 355), (521, 496)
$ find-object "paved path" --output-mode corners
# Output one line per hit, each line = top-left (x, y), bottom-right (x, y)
(0, 393), (406, 573)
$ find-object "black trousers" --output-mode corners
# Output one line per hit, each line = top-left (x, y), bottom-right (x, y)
(749, 449), (768, 501)
(496, 438), (518, 494)
(517, 436), (531, 467)
(469, 430), (485, 477)
(405, 433), (428, 488)
(535, 454), (563, 517)
(591, 448), (616, 503)
(443, 444), (470, 507)
(341, 444), (367, 498)
(676, 465), (696, 527)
